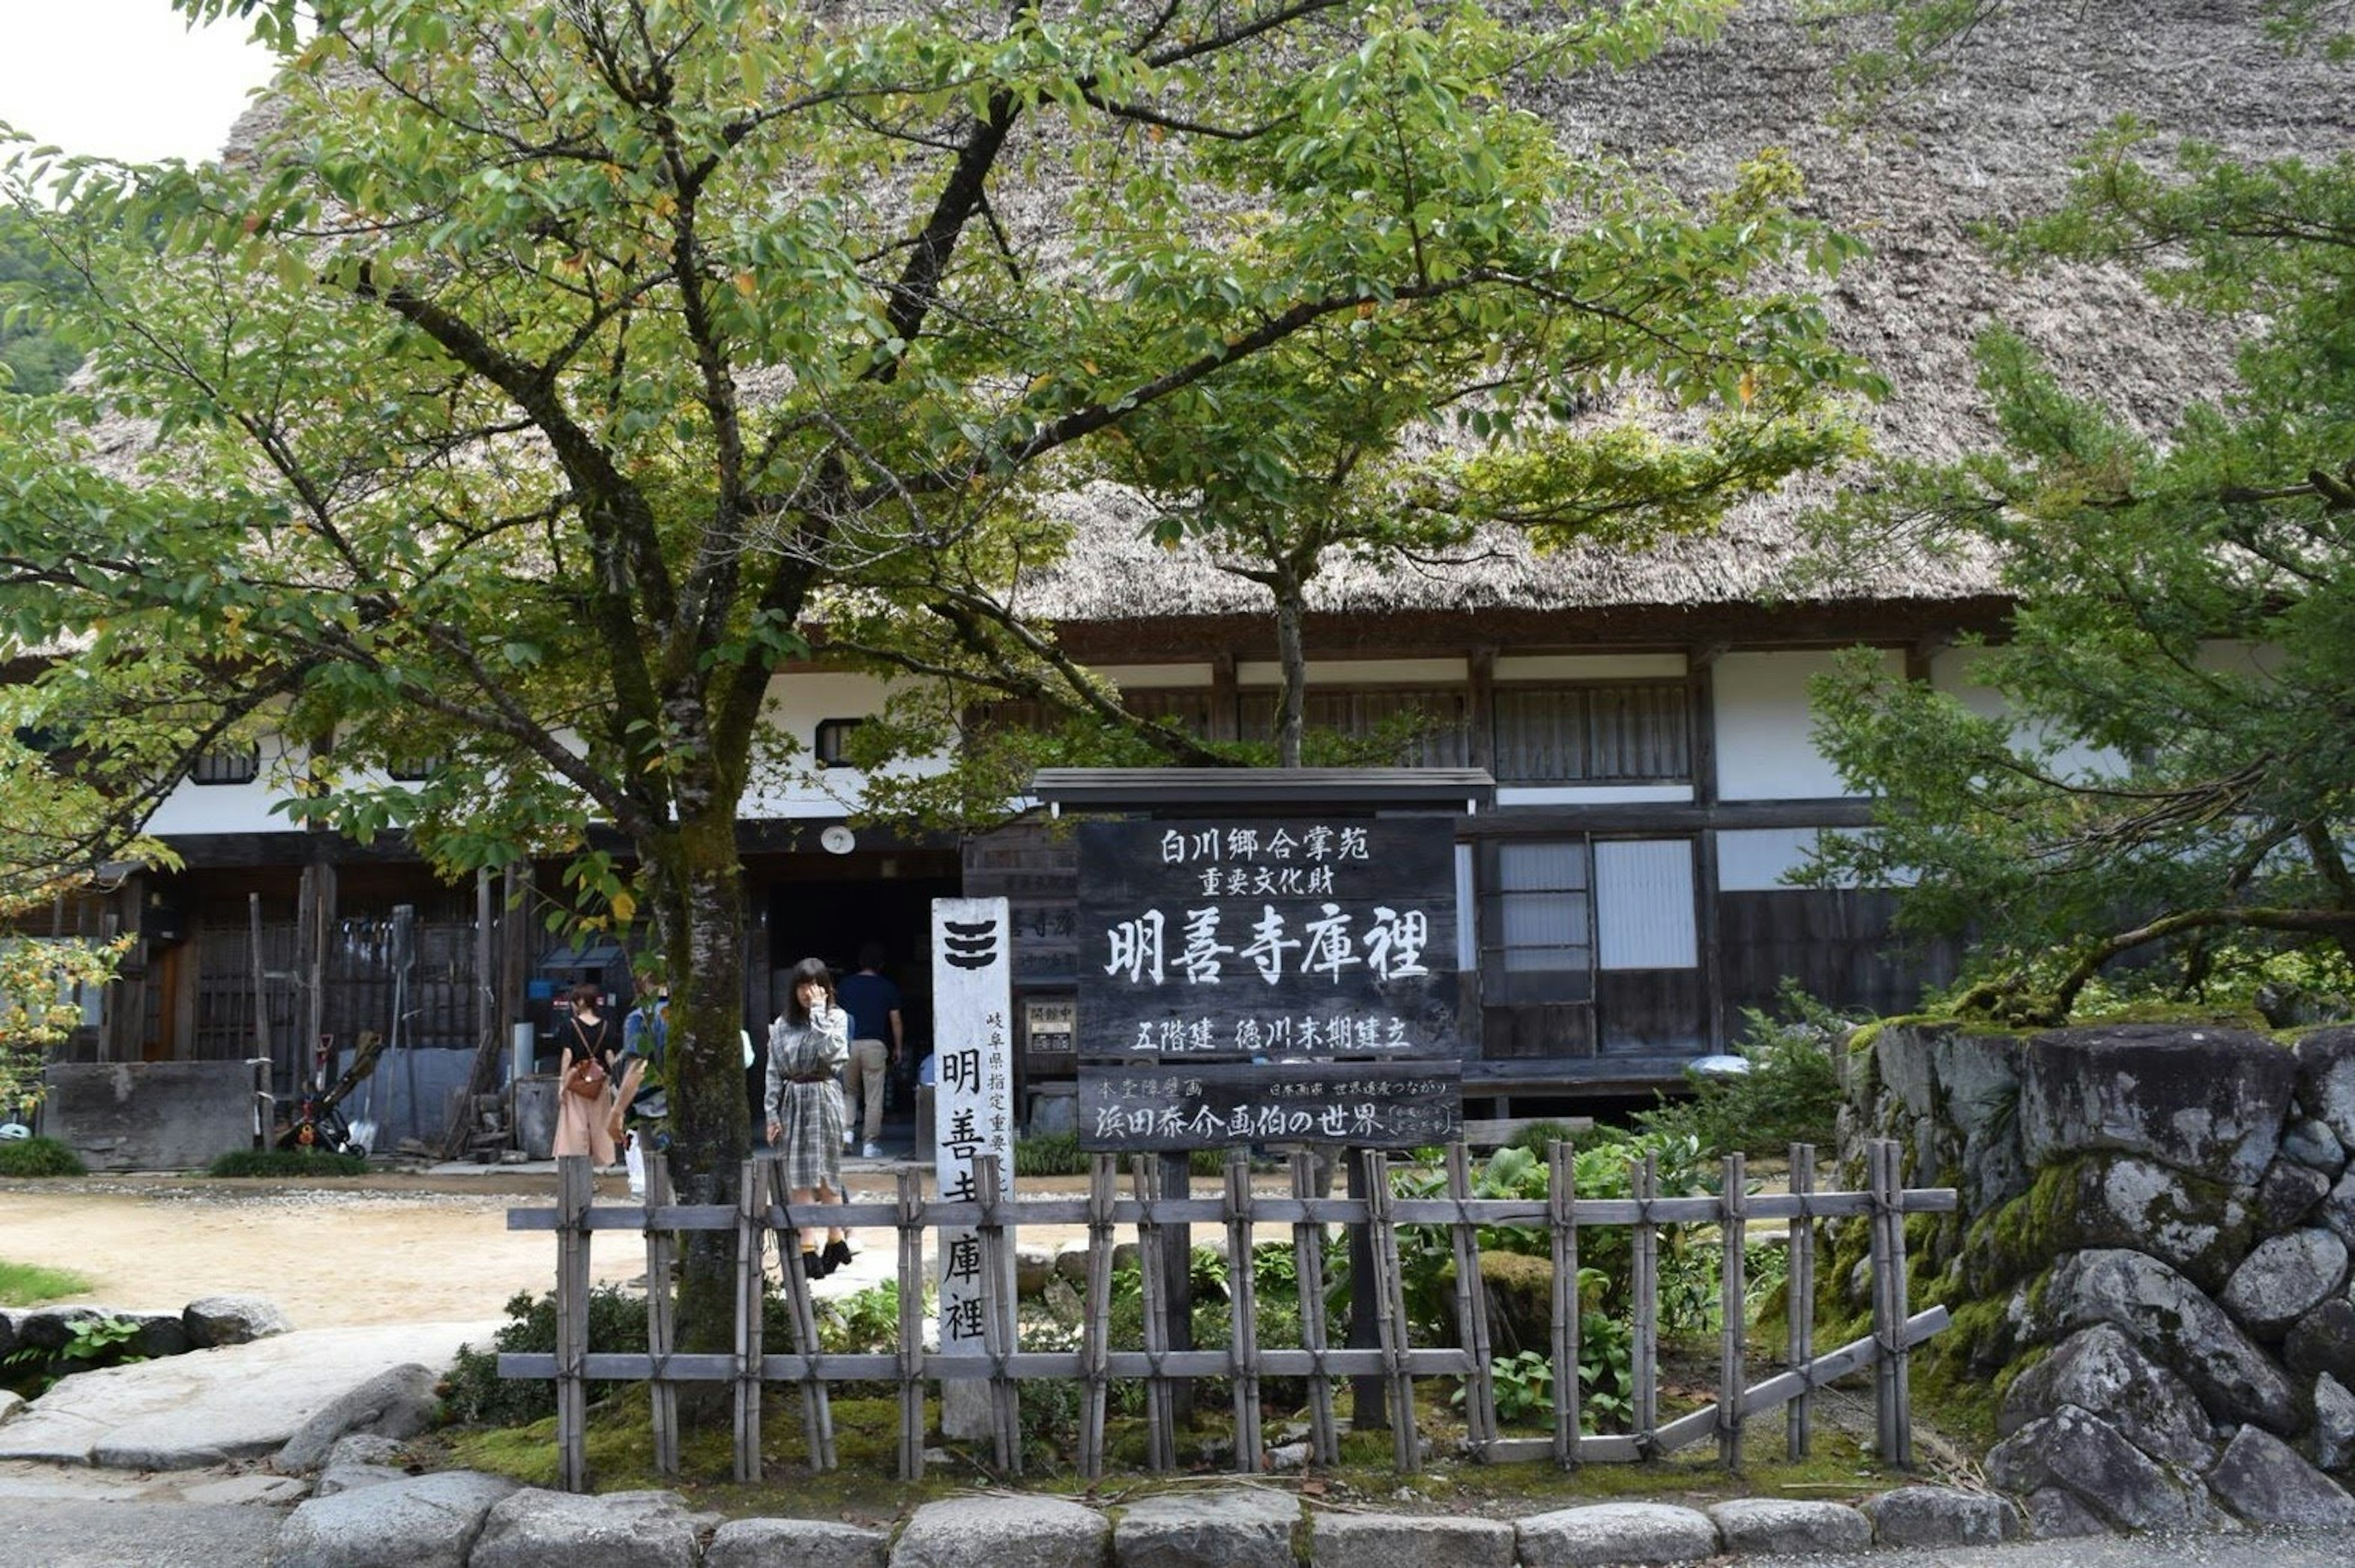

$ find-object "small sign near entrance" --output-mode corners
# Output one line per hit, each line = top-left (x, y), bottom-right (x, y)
(1081, 1060), (1462, 1151)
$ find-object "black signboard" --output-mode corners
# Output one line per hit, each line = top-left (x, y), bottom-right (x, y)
(1076, 818), (1458, 1061)
(1079, 1060), (1461, 1152)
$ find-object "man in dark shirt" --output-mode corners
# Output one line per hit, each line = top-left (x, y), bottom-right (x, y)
(835, 942), (903, 1158)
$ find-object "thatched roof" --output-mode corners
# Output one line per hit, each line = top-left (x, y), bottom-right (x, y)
(129, 4), (2355, 637)
(1026, 0), (2353, 625)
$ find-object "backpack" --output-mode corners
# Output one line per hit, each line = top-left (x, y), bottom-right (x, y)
(564, 1054), (608, 1099)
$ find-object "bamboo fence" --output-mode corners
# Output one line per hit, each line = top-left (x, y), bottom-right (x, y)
(502, 1138), (1952, 1487)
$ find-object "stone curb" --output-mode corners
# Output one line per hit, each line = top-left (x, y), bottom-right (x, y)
(270, 1480), (2028, 1566)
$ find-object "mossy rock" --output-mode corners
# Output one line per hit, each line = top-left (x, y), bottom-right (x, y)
(1959, 1153), (2254, 1298)
(1480, 1250), (1555, 1354)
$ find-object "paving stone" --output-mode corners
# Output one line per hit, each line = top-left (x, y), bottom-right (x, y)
(1306, 1510), (1514, 1568)
(270, 1469), (519, 1568)
(706, 1516), (889, 1568)
(1515, 1502), (1719, 1567)
(468, 1487), (718, 1568)
(1705, 1497), (1872, 1556)
(1858, 1485), (2017, 1547)
(891, 1494), (1109, 1568)
(1114, 1488), (1298, 1568)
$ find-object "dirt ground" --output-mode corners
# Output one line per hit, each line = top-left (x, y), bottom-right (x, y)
(0, 1167), (1088, 1328)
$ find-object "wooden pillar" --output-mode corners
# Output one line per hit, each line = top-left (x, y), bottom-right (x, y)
(499, 862), (530, 1069)
(1688, 648), (1726, 1050)
(1209, 651), (1239, 744)
(1466, 645), (1497, 774)
(1157, 1149), (1195, 1423)
(1347, 1151), (1385, 1428)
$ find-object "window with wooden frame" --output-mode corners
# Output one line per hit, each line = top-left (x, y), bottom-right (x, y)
(1236, 686), (1472, 767)
(1490, 682), (1691, 783)
(813, 717), (865, 768)
(1479, 839), (1593, 1004)
(190, 743), (261, 786)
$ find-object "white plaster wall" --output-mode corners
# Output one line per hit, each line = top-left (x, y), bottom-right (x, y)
(142, 740), (310, 836)
(740, 669), (951, 819)
(1712, 649), (1894, 801)
(1929, 644), (2119, 779)
(1236, 657), (1468, 686)
(1497, 784), (1694, 808)
(1495, 652), (1687, 681)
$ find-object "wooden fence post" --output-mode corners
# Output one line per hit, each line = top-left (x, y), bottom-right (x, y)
(554, 1153), (592, 1493)
(976, 1153), (1020, 1475)
(767, 1162), (835, 1471)
(1362, 1150), (1419, 1472)
(1871, 1139), (1914, 1467)
(1718, 1152), (1747, 1471)
(733, 1157), (764, 1483)
(1290, 1149), (1339, 1469)
(1787, 1142), (1815, 1461)
(643, 1152), (679, 1477)
(1078, 1155), (1117, 1480)
(896, 1166), (927, 1482)
(1548, 1139), (1579, 1469)
(1133, 1155), (1176, 1472)
(1446, 1143), (1496, 1456)
(1631, 1152), (1659, 1451)
(1224, 1150), (1263, 1473)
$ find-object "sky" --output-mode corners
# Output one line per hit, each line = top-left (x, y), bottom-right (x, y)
(0, 0), (280, 166)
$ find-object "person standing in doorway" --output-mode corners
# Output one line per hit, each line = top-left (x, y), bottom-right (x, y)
(764, 957), (853, 1278)
(835, 941), (904, 1160)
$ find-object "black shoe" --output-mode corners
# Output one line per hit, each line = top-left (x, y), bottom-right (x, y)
(801, 1249), (832, 1281)
(822, 1239), (854, 1272)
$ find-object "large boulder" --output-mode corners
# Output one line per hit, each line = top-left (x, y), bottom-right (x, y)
(2204, 1424), (2355, 1526)
(2316, 1374), (2355, 1473)
(2286, 1295), (2355, 1385)
(2020, 1024), (2292, 1187)
(2296, 1027), (2355, 1152)
(182, 1295), (293, 1348)
(277, 1363), (438, 1473)
(2258, 1159), (2334, 1232)
(1964, 1155), (2254, 1296)
(1997, 1325), (2216, 1469)
(1984, 1405), (2214, 1533)
(2221, 1229), (2351, 1339)
(2037, 1249), (2302, 1433)
(467, 1488), (718, 1568)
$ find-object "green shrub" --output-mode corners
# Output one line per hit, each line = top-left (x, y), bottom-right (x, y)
(205, 1148), (370, 1178)
(1013, 1133), (1087, 1177)
(0, 1136), (85, 1177)
(440, 1285), (652, 1426)
(1505, 1120), (1585, 1156)
(1637, 982), (1851, 1157)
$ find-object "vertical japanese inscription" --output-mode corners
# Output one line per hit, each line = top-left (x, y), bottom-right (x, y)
(932, 896), (1014, 1352)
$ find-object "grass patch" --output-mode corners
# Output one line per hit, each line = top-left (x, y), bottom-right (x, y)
(0, 1136), (86, 1178)
(0, 1258), (93, 1306)
(205, 1148), (370, 1178)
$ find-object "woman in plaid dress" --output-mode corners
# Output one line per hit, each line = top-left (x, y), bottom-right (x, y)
(764, 957), (852, 1277)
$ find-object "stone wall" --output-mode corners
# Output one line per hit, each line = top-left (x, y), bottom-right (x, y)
(1845, 1021), (2355, 1535)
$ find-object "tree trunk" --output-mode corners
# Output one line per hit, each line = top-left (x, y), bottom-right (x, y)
(648, 812), (753, 1390)
(1274, 570), (1308, 769)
